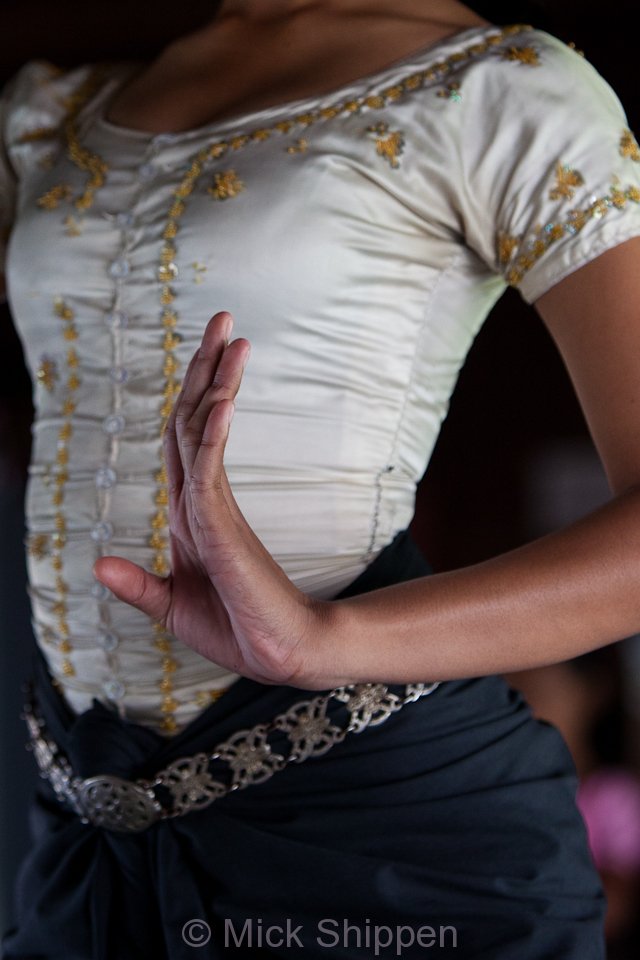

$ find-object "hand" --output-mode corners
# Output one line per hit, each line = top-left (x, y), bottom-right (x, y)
(93, 311), (338, 689)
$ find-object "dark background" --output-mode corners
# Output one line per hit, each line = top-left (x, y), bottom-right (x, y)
(0, 0), (638, 947)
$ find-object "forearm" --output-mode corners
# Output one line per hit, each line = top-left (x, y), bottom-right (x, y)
(313, 484), (640, 687)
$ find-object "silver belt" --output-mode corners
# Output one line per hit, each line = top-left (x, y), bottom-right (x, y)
(22, 679), (440, 834)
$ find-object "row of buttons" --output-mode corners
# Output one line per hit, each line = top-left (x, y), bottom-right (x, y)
(93, 144), (178, 704)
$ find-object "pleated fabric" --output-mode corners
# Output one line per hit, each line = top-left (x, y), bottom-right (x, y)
(1, 531), (606, 959)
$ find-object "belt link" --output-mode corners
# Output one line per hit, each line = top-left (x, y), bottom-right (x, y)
(22, 679), (440, 833)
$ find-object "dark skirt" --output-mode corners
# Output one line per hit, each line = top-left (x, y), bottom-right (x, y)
(1, 531), (606, 959)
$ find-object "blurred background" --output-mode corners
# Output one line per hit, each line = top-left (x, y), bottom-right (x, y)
(1, 1), (639, 956)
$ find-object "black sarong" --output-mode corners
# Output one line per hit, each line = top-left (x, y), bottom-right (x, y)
(1, 530), (606, 958)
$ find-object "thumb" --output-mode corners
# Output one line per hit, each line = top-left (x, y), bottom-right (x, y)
(93, 557), (171, 624)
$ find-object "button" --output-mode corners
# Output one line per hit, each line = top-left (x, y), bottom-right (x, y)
(102, 413), (126, 435)
(116, 211), (135, 228)
(91, 521), (114, 543)
(138, 162), (158, 181)
(95, 466), (117, 489)
(158, 262), (178, 282)
(97, 630), (119, 652)
(108, 257), (131, 279)
(103, 678), (126, 700)
(104, 310), (129, 329)
(90, 581), (111, 601)
(109, 367), (130, 384)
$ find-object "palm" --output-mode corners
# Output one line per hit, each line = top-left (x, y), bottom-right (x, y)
(94, 312), (323, 689)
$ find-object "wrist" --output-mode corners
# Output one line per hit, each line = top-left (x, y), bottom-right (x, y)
(289, 595), (358, 691)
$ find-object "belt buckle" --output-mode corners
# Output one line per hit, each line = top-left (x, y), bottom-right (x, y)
(76, 775), (163, 833)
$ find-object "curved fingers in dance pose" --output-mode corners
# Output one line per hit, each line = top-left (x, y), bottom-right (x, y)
(93, 311), (333, 689)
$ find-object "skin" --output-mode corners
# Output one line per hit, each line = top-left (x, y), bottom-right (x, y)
(87, 1), (640, 691)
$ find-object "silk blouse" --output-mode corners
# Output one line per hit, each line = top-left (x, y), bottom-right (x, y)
(1, 23), (640, 733)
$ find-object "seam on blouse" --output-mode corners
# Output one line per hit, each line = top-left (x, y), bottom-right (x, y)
(363, 246), (467, 560)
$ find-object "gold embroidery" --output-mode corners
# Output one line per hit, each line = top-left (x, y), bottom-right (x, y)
(37, 184), (73, 210)
(192, 262), (208, 284)
(497, 232), (520, 265)
(436, 83), (462, 103)
(620, 129), (640, 163)
(503, 183), (640, 286)
(28, 533), (50, 560)
(549, 163), (585, 201)
(17, 126), (59, 144)
(367, 123), (405, 168)
(194, 688), (228, 709)
(567, 42), (586, 58)
(207, 169), (245, 200)
(501, 45), (540, 66)
(47, 297), (82, 679)
(36, 356), (58, 391)
(286, 138), (309, 155)
(63, 215), (83, 237)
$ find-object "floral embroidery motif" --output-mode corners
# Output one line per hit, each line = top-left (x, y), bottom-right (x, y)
(620, 129), (640, 162)
(286, 138), (309, 155)
(207, 169), (245, 200)
(367, 122), (405, 168)
(28, 533), (50, 560)
(436, 83), (462, 103)
(36, 356), (58, 391)
(501, 45), (541, 66)
(191, 262), (208, 284)
(549, 163), (585, 201)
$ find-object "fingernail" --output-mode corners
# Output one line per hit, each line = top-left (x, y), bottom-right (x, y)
(224, 314), (234, 341)
(226, 401), (235, 427)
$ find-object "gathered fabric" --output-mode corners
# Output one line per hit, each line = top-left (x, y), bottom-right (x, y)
(2, 531), (606, 959)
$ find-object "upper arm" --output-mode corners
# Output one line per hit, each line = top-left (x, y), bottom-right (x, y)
(535, 236), (640, 497)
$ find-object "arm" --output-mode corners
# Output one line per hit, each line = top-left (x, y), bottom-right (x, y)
(316, 236), (640, 686)
(95, 239), (640, 691)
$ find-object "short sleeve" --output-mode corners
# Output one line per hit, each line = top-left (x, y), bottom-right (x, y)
(0, 61), (93, 297)
(450, 31), (640, 305)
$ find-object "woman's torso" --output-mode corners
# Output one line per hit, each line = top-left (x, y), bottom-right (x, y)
(6, 16), (638, 734)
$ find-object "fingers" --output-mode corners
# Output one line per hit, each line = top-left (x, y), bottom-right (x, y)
(177, 321), (251, 481)
(164, 311), (232, 495)
(93, 557), (172, 623)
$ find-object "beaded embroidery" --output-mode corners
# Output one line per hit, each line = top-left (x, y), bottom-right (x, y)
(36, 356), (57, 391)
(501, 181), (640, 287)
(207, 169), (245, 200)
(549, 163), (585, 201)
(501, 45), (541, 66)
(48, 298), (82, 679)
(28, 533), (50, 560)
(367, 122), (405, 168)
(620, 129), (640, 163)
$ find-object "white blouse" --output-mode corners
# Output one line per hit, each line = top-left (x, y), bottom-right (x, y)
(1, 23), (640, 734)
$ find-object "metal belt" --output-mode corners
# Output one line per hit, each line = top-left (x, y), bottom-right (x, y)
(21, 678), (440, 834)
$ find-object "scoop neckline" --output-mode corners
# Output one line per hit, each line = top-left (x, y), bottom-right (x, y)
(92, 20), (523, 143)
